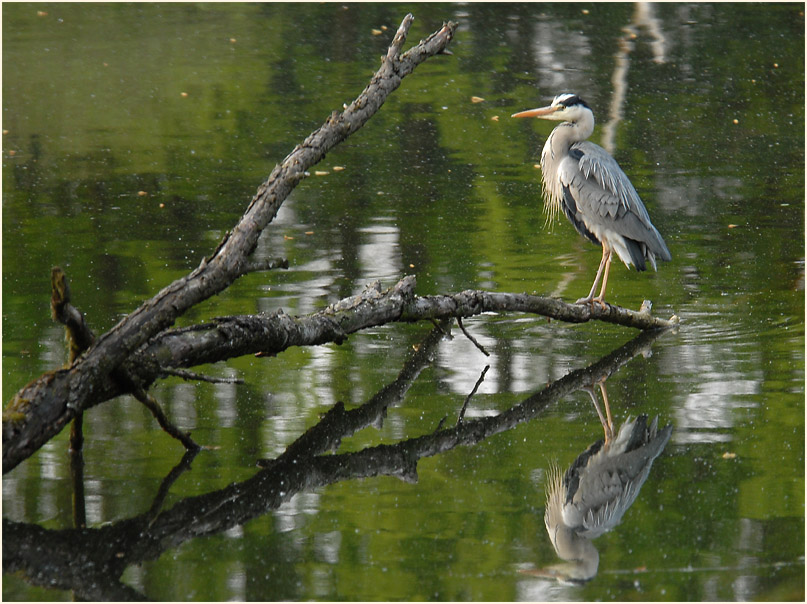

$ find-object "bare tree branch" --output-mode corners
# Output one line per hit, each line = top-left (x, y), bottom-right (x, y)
(138, 276), (677, 374)
(3, 15), (458, 474)
(159, 369), (245, 385)
(81, 275), (680, 397)
(238, 257), (289, 276)
(50, 267), (200, 450)
(457, 316), (490, 356)
(6, 268), (678, 475)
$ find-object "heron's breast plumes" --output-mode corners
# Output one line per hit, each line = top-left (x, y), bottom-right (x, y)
(540, 136), (564, 228)
(544, 461), (566, 544)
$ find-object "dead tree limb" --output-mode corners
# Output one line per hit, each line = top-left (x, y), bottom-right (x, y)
(50, 266), (92, 528)
(401, 286), (679, 330)
(5, 271), (677, 474)
(3, 15), (457, 474)
(133, 276), (676, 374)
(50, 267), (200, 451)
(160, 369), (244, 384)
(50, 267), (95, 362)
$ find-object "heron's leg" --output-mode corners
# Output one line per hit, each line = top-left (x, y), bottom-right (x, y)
(584, 386), (611, 444)
(576, 245), (609, 305)
(592, 251), (613, 309)
(598, 381), (614, 441)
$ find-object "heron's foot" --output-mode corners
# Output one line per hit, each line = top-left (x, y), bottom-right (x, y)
(574, 296), (608, 310)
(592, 297), (608, 310)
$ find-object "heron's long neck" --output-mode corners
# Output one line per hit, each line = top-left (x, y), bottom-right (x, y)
(549, 524), (600, 580)
(547, 112), (595, 156)
(539, 111), (595, 223)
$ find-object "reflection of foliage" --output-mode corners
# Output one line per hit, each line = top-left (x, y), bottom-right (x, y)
(3, 322), (670, 600)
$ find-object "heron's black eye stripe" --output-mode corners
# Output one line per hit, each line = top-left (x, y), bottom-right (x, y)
(562, 96), (589, 109)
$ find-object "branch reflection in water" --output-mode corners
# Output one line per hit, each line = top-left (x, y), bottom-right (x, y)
(522, 381), (672, 585)
(3, 322), (672, 600)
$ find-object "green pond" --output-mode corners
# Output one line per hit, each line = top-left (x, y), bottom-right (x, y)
(2, 2), (804, 601)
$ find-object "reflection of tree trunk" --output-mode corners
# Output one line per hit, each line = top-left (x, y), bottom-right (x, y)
(2, 324), (669, 601)
(602, 3), (667, 155)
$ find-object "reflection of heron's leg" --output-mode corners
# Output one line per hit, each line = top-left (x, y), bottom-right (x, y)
(592, 251), (613, 309)
(584, 386), (612, 444)
(577, 245), (610, 305)
(598, 381), (614, 441)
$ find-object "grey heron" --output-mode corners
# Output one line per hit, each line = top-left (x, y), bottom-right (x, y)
(525, 382), (672, 583)
(512, 93), (671, 307)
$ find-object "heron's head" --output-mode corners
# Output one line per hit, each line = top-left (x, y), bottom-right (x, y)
(511, 93), (592, 122)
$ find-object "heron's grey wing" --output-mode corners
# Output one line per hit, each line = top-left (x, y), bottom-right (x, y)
(562, 458), (632, 538)
(573, 142), (648, 219)
(558, 142), (671, 263)
(562, 418), (672, 538)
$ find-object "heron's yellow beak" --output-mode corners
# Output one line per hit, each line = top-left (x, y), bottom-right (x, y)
(511, 105), (558, 119)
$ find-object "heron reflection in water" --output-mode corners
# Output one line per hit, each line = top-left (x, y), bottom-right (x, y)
(526, 381), (672, 584)
(512, 93), (671, 307)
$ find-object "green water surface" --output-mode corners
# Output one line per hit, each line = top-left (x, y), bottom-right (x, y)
(3, 3), (804, 601)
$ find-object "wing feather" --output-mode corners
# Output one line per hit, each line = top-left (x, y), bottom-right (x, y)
(561, 417), (673, 539)
(557, 142), (671, 264)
